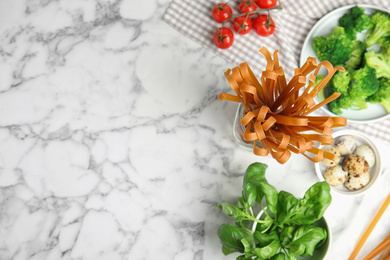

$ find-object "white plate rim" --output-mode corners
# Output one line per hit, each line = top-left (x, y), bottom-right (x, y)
(300, 4), (390, 124)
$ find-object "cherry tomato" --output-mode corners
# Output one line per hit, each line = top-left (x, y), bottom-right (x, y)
(213, 27), (234, 49)
(256, 0), (277, 9)
(233, 16), (252, 35)
(212, 3), (233, 23)
(253, 14), (275, 36)
(239, 0), (257, 16)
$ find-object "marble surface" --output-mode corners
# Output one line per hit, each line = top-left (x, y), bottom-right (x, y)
(0, 1), (389, 260)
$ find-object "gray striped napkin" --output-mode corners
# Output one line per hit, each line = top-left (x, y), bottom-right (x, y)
(163, 0), (390, 143)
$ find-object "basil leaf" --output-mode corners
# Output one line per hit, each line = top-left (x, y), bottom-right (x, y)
(279, 226), (295, 247)
(217, 223), (254, 255)
(217, 203), (245, 220)
(253, 231), (280, 259)
(236, 197), (248, 210)
(242, 182), (257, 207)
(276, 191), (300, 225)
(244, 162), (268, 185)
(290, 182), (332, 224)
(271, 252), (286, 260)
(258, 182), (278, 213)
(241, 237), (254, 257)
(288, 225), (327, 256)
(242, 163), (268, 206)
(287, 253), (297, 260)
(222, 246), (236, 255)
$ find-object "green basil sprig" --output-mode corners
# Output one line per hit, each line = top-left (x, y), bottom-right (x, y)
(217, 162), (332, 260)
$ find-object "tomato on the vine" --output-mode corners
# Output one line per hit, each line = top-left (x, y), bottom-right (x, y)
(233, 16), (252, 35)
(213, 27), (234, 49)
(212, 3), (233, 23)
(253, 14), (275, 36)
(239, 0), (257, 16)
(256, 0), (277, 9)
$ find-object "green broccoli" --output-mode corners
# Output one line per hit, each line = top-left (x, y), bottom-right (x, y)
(378, 35), (390, 47)
(313, 26), (354, 65)
(328, 90), (368, 114)
(344, 40), (366, 71)
(365, 11), (390, 47)
(351, 65), (380, 97)
(327, 100), (342, 115)
(332, 70), (351, 94)
(365, 49), (390, 79)
(339, 95), (368, 110)
(326, 65), (379, 114)
(326, 82), (342, 114)
(338, 6), (371, 40)
(367, 78), (390, 112)
(379, 45), (390, 62)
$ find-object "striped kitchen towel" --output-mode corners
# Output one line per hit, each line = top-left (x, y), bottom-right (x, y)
(163, 0), (390, 142)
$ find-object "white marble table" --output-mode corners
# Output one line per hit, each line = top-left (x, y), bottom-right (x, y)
(0, 1), (389, 260)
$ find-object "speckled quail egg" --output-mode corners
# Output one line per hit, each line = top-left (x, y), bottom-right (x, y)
(344, 171), (370, 190)
(342, 154), (369, 175)
(321, 147), (341, 167)
(334, 135), (356, 156)
(323, 165), (348, 186)
(354, 145), (376, 168)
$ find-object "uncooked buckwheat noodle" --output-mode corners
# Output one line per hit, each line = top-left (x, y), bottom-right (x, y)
(219, 46), (347, 164)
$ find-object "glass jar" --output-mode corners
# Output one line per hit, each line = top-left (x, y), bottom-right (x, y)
(232, 103), (255, 150)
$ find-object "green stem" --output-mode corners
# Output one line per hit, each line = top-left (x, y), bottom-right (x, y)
(249, 206), (255, 218)
(221, 5), (282, 27)
(251, 216), (272, 224)
(259, 202), (272, 220)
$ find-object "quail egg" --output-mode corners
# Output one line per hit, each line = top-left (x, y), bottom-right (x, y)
(334, 135), (356, 156)
(354, 145), (376, 168)
(321, 147), (341, 167)
(344, 171), (370, 190)
(324, 165), (348, 186)
(342, 154), (369, 175)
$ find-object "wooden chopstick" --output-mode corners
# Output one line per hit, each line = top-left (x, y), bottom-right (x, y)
(380, 246), (390, 260)
(363, 234), (390, 260)
(385, 250), (390, 260)
(348, 193), (390, 260)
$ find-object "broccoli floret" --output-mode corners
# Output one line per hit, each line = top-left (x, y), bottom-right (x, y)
(328, 91), (368, 114)
(313, 26), (354, 65)
(378, 35), (390, 47)
(328, 65), (379, 114)
(326, 83), (342, 114)
(332, 70), (351, 94)
(326, 83), (367, 114)
(351, 65), (380, 97)
(379, 45), (390, 62)
(366, 11), (390, 47)
(339, 95), (368, 110)
(367, 78), (390, 112)
(365, 49), (390, 79)
(328, 99), (342, 114)
(344, 40), (366, 71)
(339, 6), (371, 40)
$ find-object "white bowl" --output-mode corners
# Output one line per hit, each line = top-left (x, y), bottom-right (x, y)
(315, 129), (382, 195)
(300, 4), (390, 124)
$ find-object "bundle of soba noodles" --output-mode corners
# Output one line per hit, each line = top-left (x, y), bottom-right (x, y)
(219, 46), (347, 164)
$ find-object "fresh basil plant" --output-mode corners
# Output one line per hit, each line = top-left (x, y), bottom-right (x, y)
(217, 162), (332, 260)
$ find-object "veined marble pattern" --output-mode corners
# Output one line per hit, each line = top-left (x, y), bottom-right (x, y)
(0, 1), (389, 260)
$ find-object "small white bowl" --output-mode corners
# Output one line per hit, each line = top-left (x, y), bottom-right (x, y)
(315, 129), (382, 196)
